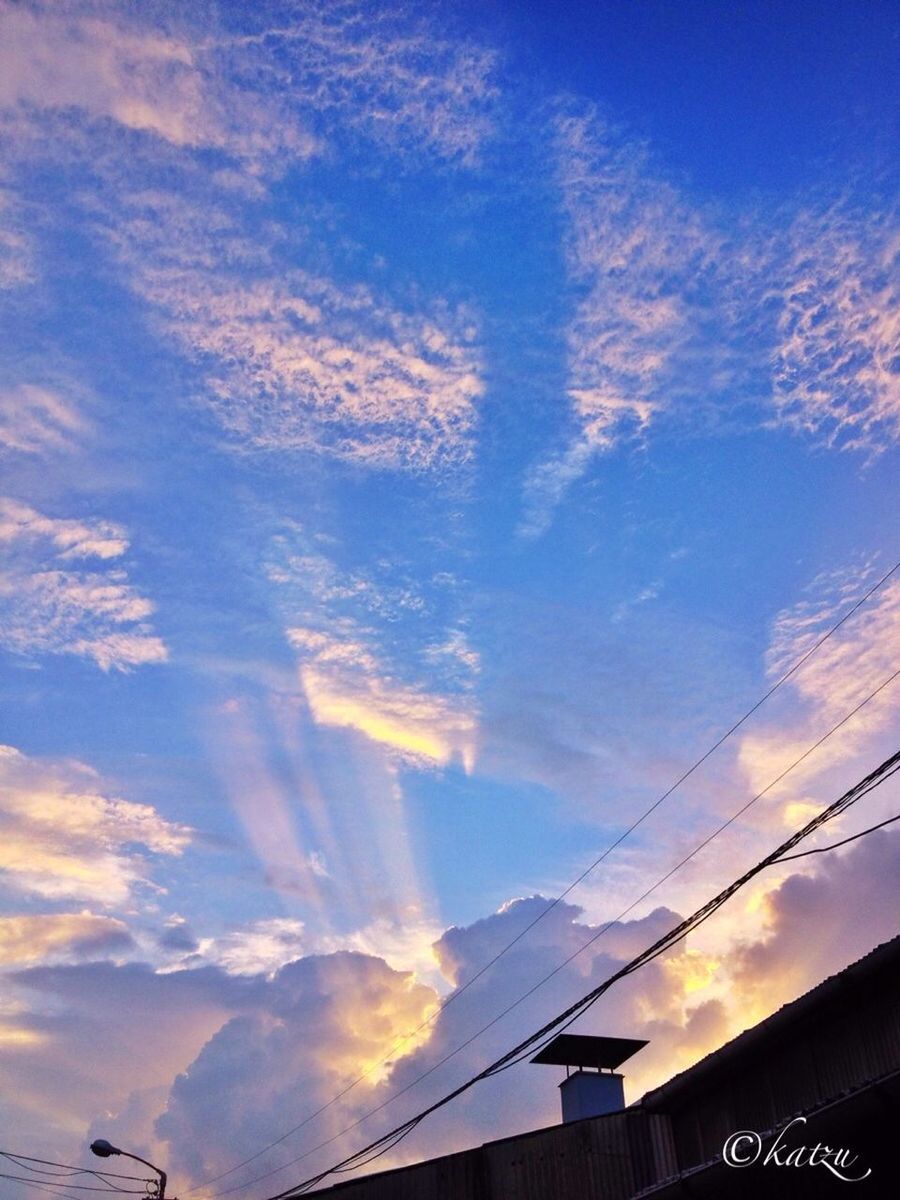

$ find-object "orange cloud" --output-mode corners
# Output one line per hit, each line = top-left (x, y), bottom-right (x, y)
(290, 625), (476, 770)
(0, 744), (190, 905)
(0, 912), (133, 967)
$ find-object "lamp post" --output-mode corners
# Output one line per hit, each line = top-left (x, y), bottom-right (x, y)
(90, 1140), (167, 1200)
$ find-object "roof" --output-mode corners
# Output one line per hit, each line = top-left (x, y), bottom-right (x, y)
(641, 932), (900, 1109)
(531, 1034), (648, 1070)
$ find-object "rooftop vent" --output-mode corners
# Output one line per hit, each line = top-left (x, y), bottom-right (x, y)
(531, 1034), (648, 1122)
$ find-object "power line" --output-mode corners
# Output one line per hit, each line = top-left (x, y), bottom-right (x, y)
(189, 555), (900, 1194)
(261, 744), (900, 1197)
(0, 1177), (103, 1200)
(215, 668), (899, 1198)
(0, 1155), (152, 1184)
(776, 811), (900, 860)
(0, 1176), (147, 1196)
(0, 1154), (157, 1200)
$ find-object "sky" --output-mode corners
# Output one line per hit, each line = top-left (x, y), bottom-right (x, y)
(0, 0), (898, 1193)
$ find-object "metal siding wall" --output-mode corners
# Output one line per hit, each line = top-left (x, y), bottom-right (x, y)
(484, 1111), (636, 1200)
(666, 950), (900, 1171)
(320, 1112), (675, 1200)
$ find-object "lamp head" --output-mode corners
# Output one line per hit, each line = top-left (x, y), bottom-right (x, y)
(90, 1140), (120, 1159)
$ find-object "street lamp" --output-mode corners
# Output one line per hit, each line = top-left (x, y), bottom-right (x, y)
(90, 1140), (167, 1199)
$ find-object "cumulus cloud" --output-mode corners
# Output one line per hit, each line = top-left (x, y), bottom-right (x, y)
(0, 497), (167, 670)
(1, 960), (259, 1161)
(3, 829), (898, 1188)
(0, 383), (88, 454)
(773, 201), (900, 451)
(156, 950), (438, 1183)
(0, 744), (190, 905)
(149, 899), (734, 1188)
(729, 827), (900, 1021)
(0, 912), (133, 967)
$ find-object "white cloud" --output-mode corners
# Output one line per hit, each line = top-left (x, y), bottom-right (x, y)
(0, 0), (497, 184)
(0, 384), (88, 454)
(0, 181), (35, 289)
(264, 2), (498, 165)
(0, 497), (167, 670)
(0, 744), (191, 905)
(737, 563), (900, 800)
(193, 919), (308, 978)
(521, 108), (716, 537)
(149, 900), (725, 1184)
(155, 950), (438, 1182)
(0, 1), (317, 165)
(0, 496), (126, 558)
(773, 203), (900, 451)
(131, 267), (482, 471)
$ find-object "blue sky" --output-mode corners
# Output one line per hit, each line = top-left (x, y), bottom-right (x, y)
(0, 0), (898, 1191)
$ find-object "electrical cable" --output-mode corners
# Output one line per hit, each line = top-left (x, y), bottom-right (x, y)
(0, 1176), (147, 1195)
(0, 1178), (103, 1200)
(261, 744), (900, 1196)
(233, 673), (899, 1197)
(0, 1156), (152, 1184)
(217, 674), (900, 1196)
(189, 556), (900, 1194)
(775, 812), (900, 860)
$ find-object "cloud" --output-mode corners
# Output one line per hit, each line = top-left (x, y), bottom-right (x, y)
(155, 950), (438, 1182)
(3, 829), (898, 1187)
(0, 744), (191, 905)
(737, 562), (900, 800)
(0, 0), (317, 165)
(1, 960), (259, 1162)
(772, 201), (900, 451)
(151, 899), (718, 1187)
(261, 528), (478, 770)
(0, 497), (167, 670)
(262, 1), (498, 166)
(0, 496), (127, 558)
(0, 384), (88, 454)
(520, 107), (717, 536)
(0, 912), (133, 967)
(0, 180), (35, 289)
(289, 624), (476, 769)
(0, 0), (497, 192)
(192, 919), (309, 978)
(729, 828), (900, 1018)
(129, 265), (483, 471)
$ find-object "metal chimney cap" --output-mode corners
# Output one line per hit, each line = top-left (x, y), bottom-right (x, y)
(531, 1034), (648, 1070)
